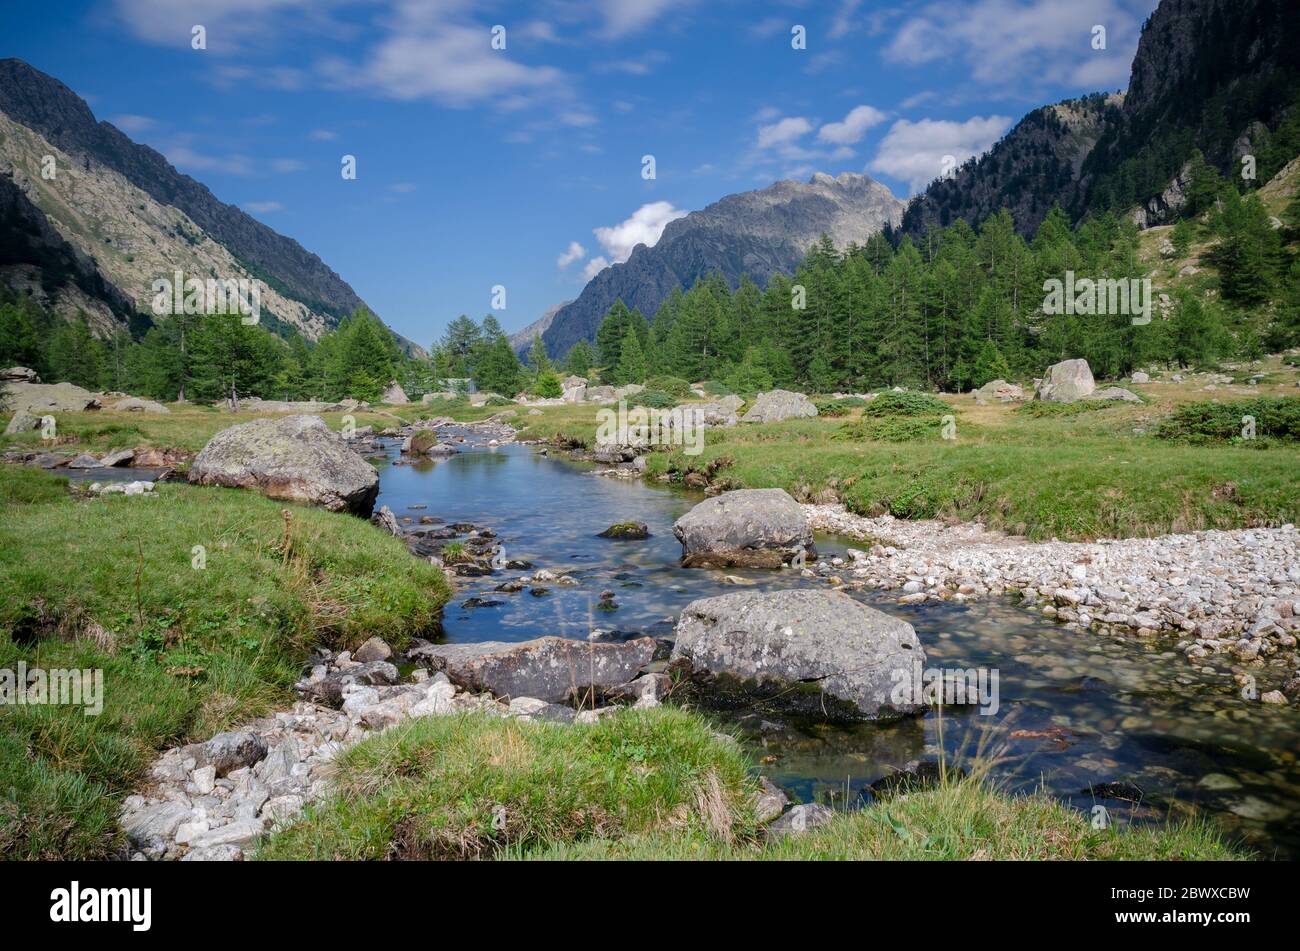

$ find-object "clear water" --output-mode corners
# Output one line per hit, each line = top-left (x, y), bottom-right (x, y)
(374, 432), (1300, 858)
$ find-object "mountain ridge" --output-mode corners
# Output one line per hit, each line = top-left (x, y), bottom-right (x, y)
(540, 170), (904, 358)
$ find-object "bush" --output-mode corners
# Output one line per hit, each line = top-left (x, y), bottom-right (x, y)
(861, 391), (950, 418)
(723, 362), (773, 394)
(531, 370), (563, 399)
(835, 417), (938, 442)
(815, 397), (866, 417)
(1154, 397), (1300, 444)
(643, 375), (693, 399)
(483, 395), (514, 407)
(1015, 400), (1114, 418)
(634, 390), (677, 409)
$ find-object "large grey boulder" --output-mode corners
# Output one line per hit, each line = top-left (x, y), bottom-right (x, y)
(740, 389), (818, 423)
(1034, 359), (1095, 403)
(188, 415), (379, 515)
(111, 396), (170, 414)
(381, 380), (409, 404)
(673, 488), (812, 568)
(586, 385), (616, 403)
(973, 379), (1025, 405)
(1, 367), (39, 383)
(1, 381), (101, 413)
(200, 731), (268, 777)
(669, 589), (926, 721)
(409, 636), (655, 704)
(4, 410), (41, 435)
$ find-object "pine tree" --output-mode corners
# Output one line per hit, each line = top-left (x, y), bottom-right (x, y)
(615, 325), (647, 384)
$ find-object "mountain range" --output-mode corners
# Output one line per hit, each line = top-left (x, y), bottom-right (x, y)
(0, 58), (420, 353)
(902, 0), (1300, 237)
(539, 171), (904, 358)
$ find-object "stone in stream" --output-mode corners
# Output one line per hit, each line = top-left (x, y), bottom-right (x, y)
(188, 414), (379, 516)
(296, 660), (400, 707)
(668, 589), (926, 721)
(740, 389), (818, 423)
(1034, 358), (1095, 403)
(598, 521), (650, 540)
(673, 488), (813, 568)
(353, 636), (393, 663)
(408, 636), (655, 704)
(766, 802), (835, 837)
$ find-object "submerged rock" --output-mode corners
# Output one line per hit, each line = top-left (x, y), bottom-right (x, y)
(188, 414), (379, 515)
(673, 488), (812, 568)
(598, 521), (650, 539)
(669, 589), (926, 721)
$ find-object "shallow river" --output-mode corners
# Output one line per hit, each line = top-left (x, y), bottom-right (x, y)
(372, 432), (1300, 858)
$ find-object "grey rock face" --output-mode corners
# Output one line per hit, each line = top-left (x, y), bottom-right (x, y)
(767, 802), (836, 836)
(1034, 359), (1096, 403)
(1131, 371), (1150, 384)
(673, 488), (812, 568)
(670, 589), (927, 720)
(188, 414), (379, 515)
(381, 381), (409, 404)
(112, 396), (169, 413)
(298, 660), (400, 707)
(412, 636), (655, 704)
(740, 389), (818, 423)
(1, 366), (39, 383)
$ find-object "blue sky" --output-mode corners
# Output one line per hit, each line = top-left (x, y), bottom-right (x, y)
(6, 0), (1158, 346)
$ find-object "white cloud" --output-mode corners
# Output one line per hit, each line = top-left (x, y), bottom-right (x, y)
(582, 256), (610, 281)
(869, 115), (1012, 193)
(829, 0), (864, 40)
(556, 241), (586, 269)
(309, 128), (338, 141)
(165, 145), (254, 176)
(559, 110), (598, 127)
(757, 116), (813, 150)
(596, 0), (693, 38)
(884, 0), (1153, 90)
(243, 200), (284, 213)
(817, 105), (887, 145)
(338, 23), (564, 106)
(271, 158), (305, 172)
(389, 182), (417, 193)
(592, 201), (688, 264)
(110, 114), (155, 133)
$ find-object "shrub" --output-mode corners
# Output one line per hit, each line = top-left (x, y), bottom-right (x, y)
(835, 417), (938, 442)
(643, 375), (693, 399)
(815, 397), (866, 417)
(1154, 397), (1300, 444)
(532, 370), (563, 399)
(723, 362), (773, 394)
(861, 391), (950, 418)
(634, 390), (677, 409)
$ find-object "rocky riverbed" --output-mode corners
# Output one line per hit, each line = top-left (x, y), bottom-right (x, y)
(805, 504), (1300, 688)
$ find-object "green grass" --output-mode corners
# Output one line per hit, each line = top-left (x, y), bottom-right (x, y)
(0, 466), (450, 859)
(258, 707), (760, 859)
(259, 707), (1245, 861)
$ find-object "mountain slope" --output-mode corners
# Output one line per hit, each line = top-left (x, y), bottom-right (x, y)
(902, 0), (1300, 237)
(509, 298), (571, 355)
(0, 58), (418, 351)
(541, 171), (904, 358)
